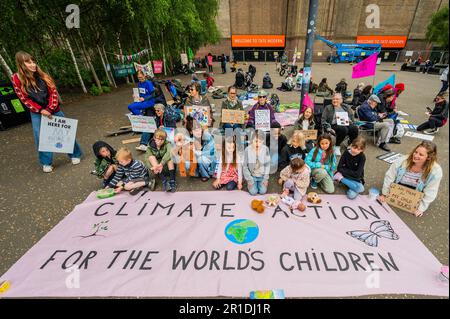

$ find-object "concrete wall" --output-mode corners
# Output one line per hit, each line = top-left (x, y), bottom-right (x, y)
(196, 0), (447, 60)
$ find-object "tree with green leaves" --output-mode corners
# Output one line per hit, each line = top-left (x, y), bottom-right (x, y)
(426, 6), (449, 48)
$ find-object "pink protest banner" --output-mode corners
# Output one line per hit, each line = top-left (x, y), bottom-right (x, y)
(0, 192), (447, 298)
(153, 60), (163, 74)
(275, 109), (299, 127)
(352, 53), (378, 79)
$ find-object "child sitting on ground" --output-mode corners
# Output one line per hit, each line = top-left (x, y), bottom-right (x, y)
(107, 147), (154, 195)
(213, 137), (243, 191)
(203, 72), (215, 89)
(171, 132), (197, 177)
(305, 134), (337, 194)
(243, 131), (271, 196)
(146, 129), (176, 192)
(278, 158), (311, 211)
(333, 136), (366, 199)
(266, 123), (288, 172)
(92, 141), (118, 188)
(279, 131), (308, 170)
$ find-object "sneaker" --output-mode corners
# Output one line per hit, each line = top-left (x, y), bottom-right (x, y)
(43, 165), (53, 173)
(378, 143), (391, 152)
(148, 178), (156, 191)
(423, 128), (438, 135)
(129, 186), (143, 196)
(71, 158), (81, 165)
(136, 144), (148, 152)
(310, 180), (318, 189)
(333, 172), (344, 183)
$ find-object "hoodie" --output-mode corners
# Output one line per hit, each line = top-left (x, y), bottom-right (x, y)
(92, 141), (118, 178)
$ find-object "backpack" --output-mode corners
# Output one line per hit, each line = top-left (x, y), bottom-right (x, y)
(164, 104), (183, 123)
(270, 93), (280, 110)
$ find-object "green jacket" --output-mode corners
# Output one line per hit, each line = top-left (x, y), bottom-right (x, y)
(94, 157), (118, 178)
(146, 139), (172, 168)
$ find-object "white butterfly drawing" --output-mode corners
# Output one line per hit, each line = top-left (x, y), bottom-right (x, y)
(346, 220), (400, 247)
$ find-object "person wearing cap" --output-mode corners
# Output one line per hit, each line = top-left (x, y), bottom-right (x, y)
(357, 94), (394, 152)
(321, 93), (359, 149)
(136, 103), (181, 152)
(246, 90), (280, 128)
(416, 91), (448, 135)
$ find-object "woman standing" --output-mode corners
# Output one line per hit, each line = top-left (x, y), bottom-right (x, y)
(11, 51), (82, 173)
(207, 53), (214, 74)
(378, 141), (442, 217)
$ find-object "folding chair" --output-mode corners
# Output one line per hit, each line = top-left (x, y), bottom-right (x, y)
(355, 106), (378, 144)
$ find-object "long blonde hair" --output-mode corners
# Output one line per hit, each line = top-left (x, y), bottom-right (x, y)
(15, 51), (56, 93)
(406, 141), (437, 181)
(288, 131), (306, 148)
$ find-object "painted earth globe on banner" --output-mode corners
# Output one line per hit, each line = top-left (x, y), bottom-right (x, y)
(225, 219), (259, 245)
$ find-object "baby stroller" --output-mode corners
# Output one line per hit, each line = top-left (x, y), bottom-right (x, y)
(248, 64), (256, 80)
(244, 72), (259, 92)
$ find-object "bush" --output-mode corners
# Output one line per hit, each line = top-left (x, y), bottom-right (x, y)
(89, 84), (103, 96)
(102, 86), (111, 93)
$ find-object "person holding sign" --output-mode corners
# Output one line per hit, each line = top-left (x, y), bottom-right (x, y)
(321, 93), (358, 149)
(220, 86), (244, 131)
(246, 90), (280, 129)
(294, 106), (316, 151)
(378, 141), (442, 217)
(127, 70), (156, 116)
(185, 82), (214, 127)
(11, 51), (82, 173)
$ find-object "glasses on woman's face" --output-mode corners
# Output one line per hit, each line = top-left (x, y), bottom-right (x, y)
(229, 92), (236, 95)
(258, 96), (266, 99)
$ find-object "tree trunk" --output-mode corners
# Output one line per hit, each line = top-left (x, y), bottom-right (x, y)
(117, 34), (129, 84)
(65, 38), (87, 94)
(102, 45), (117, 88)
(97, 45), (113, 87)
(0, 50), (13, 81)
(147, 29), (154, 57)
(78, 31), (102, 91)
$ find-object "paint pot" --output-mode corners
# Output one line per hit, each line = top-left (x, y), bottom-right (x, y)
(439, 266), (449, 283)
(368, 187), (380, 200)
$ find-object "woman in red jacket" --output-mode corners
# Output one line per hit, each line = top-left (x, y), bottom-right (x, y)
(11, 51), (82, 173)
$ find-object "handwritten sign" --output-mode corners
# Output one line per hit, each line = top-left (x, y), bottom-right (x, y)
(255, 109), (270, 131)
(386, 183), (424, 214)
(336, 112), (350, 126)
(133, 61), (154, 78)
(297, 129), (318, 141)
(127, 114), (157, 133)
(184, 106), (210, 127)
(153, 61), (163, 74)
(38, 115), (78, 154)
(221, 109), (245, 124)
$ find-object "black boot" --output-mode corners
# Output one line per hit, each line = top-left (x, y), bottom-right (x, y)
(379, 142), (391, 152)
(168, 169), (176, 193)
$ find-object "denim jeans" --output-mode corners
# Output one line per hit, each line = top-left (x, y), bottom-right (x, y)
(30, 111), (83, 166)
(247, 176), (268, 196)
(341, 177), (365, 199)
(140, 132), (153, 146)
(197, 161), (216, 178)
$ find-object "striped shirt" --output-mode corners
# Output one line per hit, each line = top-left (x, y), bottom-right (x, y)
(399, 170), (423, 189)
(108, 159), (149, 187)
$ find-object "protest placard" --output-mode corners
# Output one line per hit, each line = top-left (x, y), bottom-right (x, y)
(184, 106), (210, 127)
(255, 109), (270, 131)
(298, 129), (318, 141)
(38, 115), (78, 154)
(127, 114), (157, 133)
(132, 88), (140, 102)
(336, 112), (350, 126)
(386, 183), (424, 214)
(222, 109), (246, 124)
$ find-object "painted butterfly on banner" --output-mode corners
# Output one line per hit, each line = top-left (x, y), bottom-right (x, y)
(346, 220), (399, 247)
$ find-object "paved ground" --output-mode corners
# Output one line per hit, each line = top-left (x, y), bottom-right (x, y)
(0, 62), (448, 298)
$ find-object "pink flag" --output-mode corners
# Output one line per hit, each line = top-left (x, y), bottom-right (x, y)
(352, 53), (378, 79)
(300, 93), (314, 113)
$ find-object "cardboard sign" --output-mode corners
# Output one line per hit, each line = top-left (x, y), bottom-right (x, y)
(335, 112), (350, 126)
(38, 115), (78, 154)
(132, 88), (140, 102)
(255, 109), (270, 131)
(297, 129), (318, 141)
(221, 109), (245, 124)
(127, 114), (157, 133)
(184, 106), (210, 127)
(180, 53), (188, 65)
(386, 183), (424, 214)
